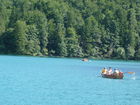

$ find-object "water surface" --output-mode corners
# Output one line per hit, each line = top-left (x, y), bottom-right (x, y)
(0, 56), (140, 105)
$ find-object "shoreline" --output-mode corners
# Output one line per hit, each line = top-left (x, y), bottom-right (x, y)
(0, 54), (140, 62)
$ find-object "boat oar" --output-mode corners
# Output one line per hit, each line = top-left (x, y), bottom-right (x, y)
(124, 72), (135, 74)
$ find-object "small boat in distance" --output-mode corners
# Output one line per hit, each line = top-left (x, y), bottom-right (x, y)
(82, 58), (89, 62)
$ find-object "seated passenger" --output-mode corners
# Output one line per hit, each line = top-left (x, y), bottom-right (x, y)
(114, 69), (120, 76)
(102, 68), (108, 74)
(108, 67), (113, 75)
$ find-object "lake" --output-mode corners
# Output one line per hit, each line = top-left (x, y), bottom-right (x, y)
(0, 55), (140, 105)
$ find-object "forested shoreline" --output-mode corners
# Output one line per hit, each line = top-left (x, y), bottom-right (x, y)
(0, 0), (140, 60)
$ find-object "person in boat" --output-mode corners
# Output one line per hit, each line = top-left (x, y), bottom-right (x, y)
(113, 68), (120, 76)
(101, 67), (108, 74)
(108, 67), (113, 75)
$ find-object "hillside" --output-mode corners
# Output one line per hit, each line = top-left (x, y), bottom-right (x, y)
(0, 0), (140, 60)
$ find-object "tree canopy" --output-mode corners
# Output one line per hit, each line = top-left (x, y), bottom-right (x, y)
(0, 0), (140, 60)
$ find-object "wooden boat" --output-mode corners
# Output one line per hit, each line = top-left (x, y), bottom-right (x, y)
(101, 72), (124, 79)
(82, 58), (89, 61)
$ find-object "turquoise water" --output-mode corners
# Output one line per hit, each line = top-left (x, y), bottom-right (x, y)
(0, 55), (140, 105)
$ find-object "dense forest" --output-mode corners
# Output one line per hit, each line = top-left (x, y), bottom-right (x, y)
(0, 0), (140, 60)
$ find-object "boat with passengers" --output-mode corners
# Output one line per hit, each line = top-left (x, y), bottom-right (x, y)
(101, 67), (124, 79)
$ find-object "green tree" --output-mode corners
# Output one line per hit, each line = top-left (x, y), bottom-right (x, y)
(2, 28), (14, 53)
(0, 0), (12, 35)
(47, 19), (56, 56)
(24, 10), (48, 55)
(55, 23), (67, 56)
(82, 16), (101, 57)
(66, 27), (83, 57)
(26, 24), (41, 56)
(126, 9), (138, 59)
(13, 20), (27, 54)
(114, 47), (126, 59)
